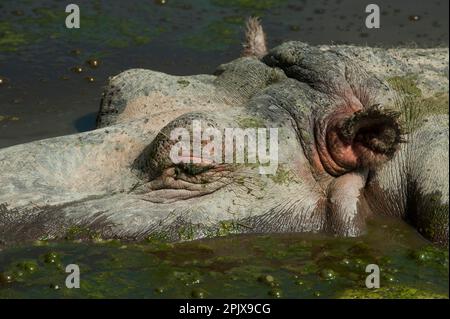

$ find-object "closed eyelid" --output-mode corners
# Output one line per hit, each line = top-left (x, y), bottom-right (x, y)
(175, 156), (216, 166)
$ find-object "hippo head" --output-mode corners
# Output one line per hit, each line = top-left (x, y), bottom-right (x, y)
(0, 40), (448, 246)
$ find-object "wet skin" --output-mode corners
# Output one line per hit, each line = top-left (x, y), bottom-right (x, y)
(0, 42), (448, 247)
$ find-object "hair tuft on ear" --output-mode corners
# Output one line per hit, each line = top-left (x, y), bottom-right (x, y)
(242, 16), (268, 59)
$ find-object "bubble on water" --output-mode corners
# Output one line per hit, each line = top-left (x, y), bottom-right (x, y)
(268, 288), (282, 298)
(86, 59), (101, 68)
(191, 288), (206, 299)
(71, 66), (83, 73)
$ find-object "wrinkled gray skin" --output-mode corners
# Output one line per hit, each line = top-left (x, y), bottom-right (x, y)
(0, 42), (448, 246)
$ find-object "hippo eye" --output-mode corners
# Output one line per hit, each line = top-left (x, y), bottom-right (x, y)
(132, 161), (232, 203)
(174, 163), (213, 178)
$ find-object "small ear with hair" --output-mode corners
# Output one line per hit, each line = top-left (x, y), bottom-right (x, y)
(242, 16), (268, 59)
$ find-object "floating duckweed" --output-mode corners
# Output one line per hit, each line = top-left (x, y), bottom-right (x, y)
(319, 269), (336, 281)
(33, 240), (48, 246)
(154, 287), (164, 294)
(384, 274), (396, 283)
(408, 15), (420, 21)
(71, 66), (83, 73)
(16, 261), (38, 273)
(0, 216), (447, 298)
(49, 284), (60, 290)
(268, 288), (282, 298)
(258, 274), (276, 286)
(191, 288), (206, 299)
(0, 273), (14, 284)
(177, 225), (197, 241)
(347, 242), (370, 255)
(340, 258), (351, 265)
(411, 251), (431, 262)
(86, 59), (100, 68)
(64, 225), (93, 240)
(43, 252), (59, 264)
(349, 258), (365, 271)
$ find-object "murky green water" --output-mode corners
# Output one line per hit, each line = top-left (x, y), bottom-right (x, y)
(1, 0), (448, 147)
(0, 216), (448, 298)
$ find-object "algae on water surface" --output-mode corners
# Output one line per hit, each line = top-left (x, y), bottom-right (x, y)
(0, 216), (448, 298)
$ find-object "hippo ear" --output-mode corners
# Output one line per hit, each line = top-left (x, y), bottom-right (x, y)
(319, 105), (404, 175)
(340, 106), (403, 158)
(242, 16), (268, 59)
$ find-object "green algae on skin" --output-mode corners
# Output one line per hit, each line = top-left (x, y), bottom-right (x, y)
(387, 75), (449, 132)
(237, 117), (266, 129)
(269, 165), (296, 185)
(177, 79), (191, 88)
(387, 75), (423, 98)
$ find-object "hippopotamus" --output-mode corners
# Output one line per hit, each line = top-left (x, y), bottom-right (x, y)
(0, 18), (448, 247)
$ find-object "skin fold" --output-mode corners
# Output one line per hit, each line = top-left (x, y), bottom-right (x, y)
(0, 22), (448, 247)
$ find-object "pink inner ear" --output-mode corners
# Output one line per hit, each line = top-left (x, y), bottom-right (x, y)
(315, 106), (402, 176)
(326, 129), (359, 169)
